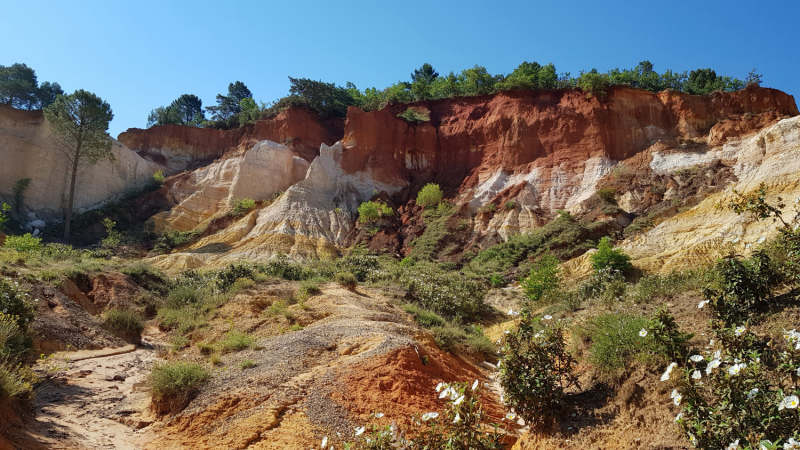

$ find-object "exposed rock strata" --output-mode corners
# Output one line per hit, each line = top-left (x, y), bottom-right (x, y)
(0, 104), (166, 222)
(151, 86), (796, 270)
(118, 107), (344, 170)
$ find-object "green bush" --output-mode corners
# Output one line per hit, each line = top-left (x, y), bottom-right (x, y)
(632, 269), (707, 303)
(357, 201), (393, 224)
(102, 308), (144, 335)
(166, 284), (205, 309)
(0, 313), (35, 400)
(489, 274), (505, 288)
(577, 267), (628, 308)
(4, 234), (42, 252)
(153, 170), (166, 184)
(416, 183), (443, 209)
(149, 361), (210, 414)
(595, 187), (617, 204)
(402, 267), (486, 319)
(703, 251), (776, 327)
(335, 272), (358, 290)
(0, 203), (9, 230)
(408, 202), (455, 261)
(504, 201), (517, 210)
(576, 313), (653, 375)
(397, 107), (430, 123)
(520, 254), (561, 305)
(230, 198), (256, 217)
(402, 303), (446, 328)
(239, 359), (256, 369)
(299, 278), (322, 296)
(0, 278), (34, 331)
(101, 218), (123, 249)
(590, 237), (632, 274)
(645, 307), (693, 361)
(212, 262), (256, 292)
(153, 229), (199, 254)
(219, 329), (254, 353)
(499, 322), (578, 425)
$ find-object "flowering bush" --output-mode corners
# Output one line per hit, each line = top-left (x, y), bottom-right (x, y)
(665, 328), (800, 449)
(498, 319), (578, 425)
(401, 266), (486, 319)
(703, 251), (777, 328)
(0, 278), (34, 332)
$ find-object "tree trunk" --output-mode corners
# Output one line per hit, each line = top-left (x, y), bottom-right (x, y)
(64, 143), (81, 240)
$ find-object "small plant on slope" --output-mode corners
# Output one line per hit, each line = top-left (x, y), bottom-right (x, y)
(591, 237), (632, 274)
(416, 183), (443, 209)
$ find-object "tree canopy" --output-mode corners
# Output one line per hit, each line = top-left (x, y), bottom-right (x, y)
(147, 94), (205, 127)
(206, 81), (252, 121)
(0, 63), (63, 110)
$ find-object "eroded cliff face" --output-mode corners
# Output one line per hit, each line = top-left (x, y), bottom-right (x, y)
(0, 105), (165, 223)
(150, 85), (797, 271)
(118, 107), (344, 171)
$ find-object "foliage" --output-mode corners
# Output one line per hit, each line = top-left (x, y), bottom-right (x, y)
(149, 361), (210, 414)
(12, 178), (30, 213)
(397, 107), (430, 123)
(0, 280), (34, 333)
(520, 254), (561, 305)
(230, 198), (256, 217)
(335, 271), (358, 290)
(576, 313), (654, 375)
(0, 313), (35, 400)
(703, 251), (777, 328)
(0, 203), (11, 230)
(576, 70), (610, 97)
(685, 68), (745, 95)
(595, 187), (617, 204)
(218, 329), (254, 353)
(239, 359), (256, 369)
(576, 267), (628, 308)
(44, 89), (114, 239)
(102, 308), (144, 335)
(489, 274), (505, 288)
(411, 63), (439, 84)
(499, 321), (578, 425)
(646, 307), (693, 361)
(238, 97), (261, 126)
(671, 328), (800, 449)
(416, 183), (443, 209)
(591, 237), (632, 274)
(408, 202), (455, 261)
(357, 201), (393, 224)
(153, 170), (166, 184)
(101, 218), (123, 249)
(495, 61), (558, 91)
(206, 81), (252, 121)
(153, 229), (200, 254)
(268, 77), (358, 119)
(4, 233), (42, 252)
(0, 62), (62, 109)
(299, 278), (322, 296)
(504, 201), (517, 210)
(147, 93), (205, 127)
(632, 269), (708, 303)
(468, 211), (598, 275)
(401, 265), (486, 319)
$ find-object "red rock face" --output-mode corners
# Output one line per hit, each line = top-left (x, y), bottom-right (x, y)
(339, 85), (798, 201)
(118, 107), (344, 166)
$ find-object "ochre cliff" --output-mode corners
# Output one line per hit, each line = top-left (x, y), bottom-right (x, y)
(149, 85), (798, 271)
(0, 104), (165, 224)
(118, 107), (344, 171)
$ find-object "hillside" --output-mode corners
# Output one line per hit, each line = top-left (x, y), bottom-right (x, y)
(1, 84), (799, 450)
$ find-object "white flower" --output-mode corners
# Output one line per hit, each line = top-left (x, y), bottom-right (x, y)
(453, 395), (465, 405)
(505, 412), (516, 420)
(321, 437), (328, 448)
(670, 389), (679, 399)
(355, 426), (365, 436)
(782, 395), (799, 410)
(673, 393), (682, 406)
(735, 325), (746, 337)
(757, 236), (766, 244)
(697, 300), (709, 309)
(691, 370), (701, 380)
(796, 366), (800, 376)
(784, 438), (800, 449)
(706, 359), (721, 375)
(639, 328), (648, 337)
(747, 388), (759, 399)
(507, 308), (514, 315)
(674, 413), (682, 422)
(689, 434), (697, 445)
(472, 379), (479, 391)
(714, 349), (722, 359)
(453, 412), (461, 423)
(421, 412), (439, 421)
(543, 315), (552, 320)
(661, 362), (678, 381)
(731, 237), (740, 244)
(690, 354), (704, 362)
(373, 412), (384, 418)
(727, 439), (741, 450)
(435, 382), (447, 393)
(728, 363), (746, 375)
(503, 330), (510, 334)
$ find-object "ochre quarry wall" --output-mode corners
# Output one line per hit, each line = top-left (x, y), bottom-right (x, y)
(118, 107), (344, 171)
(149, 85), (797, 271)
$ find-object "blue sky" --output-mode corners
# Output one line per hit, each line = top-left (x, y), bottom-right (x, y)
(2, 0), (798, 137)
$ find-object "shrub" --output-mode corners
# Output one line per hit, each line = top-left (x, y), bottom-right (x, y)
(239, 359), (256, 369)
(590, 237), (632, 274)
(397, 107), (430, 123)
(416, 183), (443, 209)
(670, 328), (800, 449)
(101, 218), (123, 248)
(645, 307), (693, 361)
(149, 361), (210, 414)
(703, 251), (776, 327)
(153, 229), (199, 254)
(595, 187), (617, 204)
(357, 201), (392, 224)
(0, 312), (35, 400)
(153, 170), (166, 184)
(264, 300), (294, 320)
(504, 201), (517, 210)
(260, 256), (309, 281)
(299, 278), (322, 296)
(157, 306), (206, 334)
(4, 234), (42, 252)
(633, 269), (707, 303)
(335, 272), (358, 290)
(121, 262), (171, 295)
(0, 203), (9, 230)
(489, 274), (505, 288)
(520, 254), (561, 305)
(499, 322), (578, 425)
(408, 202), (455, 261)
(219, 329), (254, 353)
(102, 308), (144, 335)
(166, 285), (204, 309)
(0, 278), (34, 331)
(402, 267), (486, 319)
(576, 267), (627, 308)
(230, 198), (256, 217)
(576, 313), (653, 375)
(213, 262), (256, 292)
(402, 303), (446, 328)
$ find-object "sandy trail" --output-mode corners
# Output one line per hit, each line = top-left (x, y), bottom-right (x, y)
(28, 330), (163, 449)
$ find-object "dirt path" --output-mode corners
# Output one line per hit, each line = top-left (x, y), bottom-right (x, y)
(28, 329), (164, 449)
